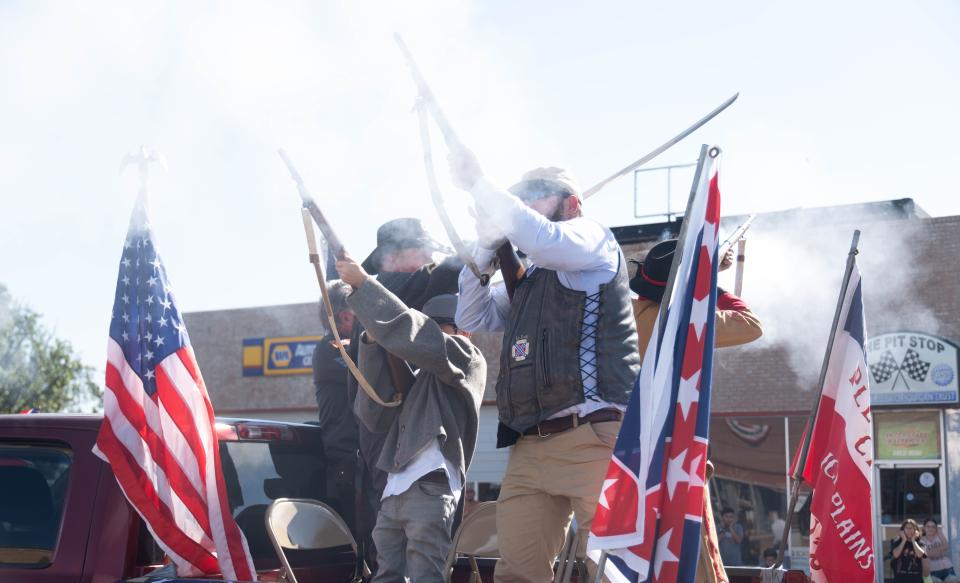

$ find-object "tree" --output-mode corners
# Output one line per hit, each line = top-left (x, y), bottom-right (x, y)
(0, 284), (101, 413)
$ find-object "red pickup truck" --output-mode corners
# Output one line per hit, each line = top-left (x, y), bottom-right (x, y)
(0, 414), (809, 583)
(0, 413), (359, 582)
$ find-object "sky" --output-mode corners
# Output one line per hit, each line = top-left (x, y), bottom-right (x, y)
(1, 0), (958, 376)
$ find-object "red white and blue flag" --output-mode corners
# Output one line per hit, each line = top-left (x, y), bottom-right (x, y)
(800, 264), (875, 583)
(588, 150), (722, 583)
(93, 195), (256, 580)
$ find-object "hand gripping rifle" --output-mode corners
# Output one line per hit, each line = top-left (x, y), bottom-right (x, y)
(278, 149), (403, 408)
(718, 214), (755, 296)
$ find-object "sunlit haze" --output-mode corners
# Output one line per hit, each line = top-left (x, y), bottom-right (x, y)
(1, 0), (958, 375)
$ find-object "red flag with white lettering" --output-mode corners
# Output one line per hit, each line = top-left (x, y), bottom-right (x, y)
(801, 264), (876, 583)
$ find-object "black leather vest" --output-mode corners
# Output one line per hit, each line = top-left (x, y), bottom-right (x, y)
(495, 251), (640, 431)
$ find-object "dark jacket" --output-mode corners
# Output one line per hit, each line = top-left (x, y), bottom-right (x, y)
(345, 258), (463, 493)
(312, 334), (358, 467)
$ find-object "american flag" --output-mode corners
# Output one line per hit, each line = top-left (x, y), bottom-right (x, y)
(93, 195), (256, 580)
(588, 149), (721, 583)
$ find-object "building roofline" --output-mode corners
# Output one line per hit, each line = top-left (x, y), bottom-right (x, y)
(611, 197), (928, 245)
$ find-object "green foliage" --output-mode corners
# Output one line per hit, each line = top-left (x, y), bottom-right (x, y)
(0, 284), (101, 413)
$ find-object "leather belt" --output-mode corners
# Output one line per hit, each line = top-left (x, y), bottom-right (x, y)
(522, 408), (624, 437)
(417, 470), (448, 485)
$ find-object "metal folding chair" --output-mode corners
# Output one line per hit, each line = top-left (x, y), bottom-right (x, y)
(264, 497), (367, 583)
(444, 501), (499, 582)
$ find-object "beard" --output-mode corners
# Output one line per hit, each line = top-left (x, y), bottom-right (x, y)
(546, 197), (567, 222)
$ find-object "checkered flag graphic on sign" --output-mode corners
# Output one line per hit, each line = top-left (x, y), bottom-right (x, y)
(870, 350), (899, 384)
(900, 349), (931, 383)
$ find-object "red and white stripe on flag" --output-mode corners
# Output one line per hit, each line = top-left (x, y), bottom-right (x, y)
(801, 266), (875, 583)
(94, 197), (256, 580)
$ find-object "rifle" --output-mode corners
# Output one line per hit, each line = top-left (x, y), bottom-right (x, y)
(495, 243), (526, 300)
(719, 214), (754, 296)
(395, 34), (496, 287)
(279, 149), (346, 260)
(281, 149), (405, 408)
(718, 214), (755, 259)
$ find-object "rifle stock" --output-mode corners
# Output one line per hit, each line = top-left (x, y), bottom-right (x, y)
(496, 242), (526, 300)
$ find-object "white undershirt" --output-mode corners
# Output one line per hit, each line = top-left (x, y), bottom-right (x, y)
(381, 438), (462, 504)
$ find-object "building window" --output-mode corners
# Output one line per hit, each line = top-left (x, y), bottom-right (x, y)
(878, 467), (942, 525)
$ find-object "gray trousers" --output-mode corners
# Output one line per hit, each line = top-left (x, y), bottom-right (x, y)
(372, 480), (456, 583)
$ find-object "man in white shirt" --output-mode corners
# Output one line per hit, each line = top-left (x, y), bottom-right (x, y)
(450, 153), (641, 582)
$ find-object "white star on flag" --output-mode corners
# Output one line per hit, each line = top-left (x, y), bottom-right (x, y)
(666, 450), (689, 498)
(701, 221), (718, 259)
(676, 370), (700, 421)
(687, 454), (705, 488)
(653, 529), (679, 578)
(689, 295), (709, 341)
(598, 478), (618, 509)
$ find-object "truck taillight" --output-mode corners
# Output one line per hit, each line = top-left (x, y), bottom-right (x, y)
(235, 422), (297, 441)
(215, 422), (239, 441)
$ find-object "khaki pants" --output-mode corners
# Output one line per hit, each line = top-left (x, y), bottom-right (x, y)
(494, 421), (620, 583)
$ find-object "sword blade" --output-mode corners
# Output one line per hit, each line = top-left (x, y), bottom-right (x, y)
(582, 93), (739, 199)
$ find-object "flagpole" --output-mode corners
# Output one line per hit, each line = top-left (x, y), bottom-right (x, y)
(593, 552), (608, 583)
(775, 229), (861, 568)
(655, 144), (715, 343)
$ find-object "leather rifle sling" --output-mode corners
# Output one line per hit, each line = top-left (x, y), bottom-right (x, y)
(301, 209), (401, 408)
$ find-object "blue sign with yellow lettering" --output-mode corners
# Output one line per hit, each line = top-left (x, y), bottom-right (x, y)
(243, 336), (322, 377)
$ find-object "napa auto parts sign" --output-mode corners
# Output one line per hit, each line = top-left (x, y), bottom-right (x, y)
(866, 332), (959, 406)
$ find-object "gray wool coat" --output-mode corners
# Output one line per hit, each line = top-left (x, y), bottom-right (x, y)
(348, 279), (486, 485)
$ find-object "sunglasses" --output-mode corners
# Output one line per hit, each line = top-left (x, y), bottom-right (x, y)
(509, 179), (576, 203)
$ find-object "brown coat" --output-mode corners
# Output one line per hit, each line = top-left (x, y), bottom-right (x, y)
(632, 291), (763, 357)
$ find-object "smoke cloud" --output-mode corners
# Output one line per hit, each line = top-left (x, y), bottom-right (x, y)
(717, 208), (936, 387)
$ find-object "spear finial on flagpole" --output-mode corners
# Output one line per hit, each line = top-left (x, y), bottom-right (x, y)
(121, 145), (167, 199)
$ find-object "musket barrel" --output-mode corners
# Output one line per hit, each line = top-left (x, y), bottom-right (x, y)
(394, 33), (462, 150)
(278, 149), (347, 260)
(718, 214), (755, 258)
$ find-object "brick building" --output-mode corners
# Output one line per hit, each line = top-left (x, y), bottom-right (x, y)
(185, 198), (960, 579)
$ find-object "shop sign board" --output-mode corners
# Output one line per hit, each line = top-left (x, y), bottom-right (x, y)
(875, 416), (940, 459)
(242, 335), (322, 377)
(866, 332), (959, 406)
